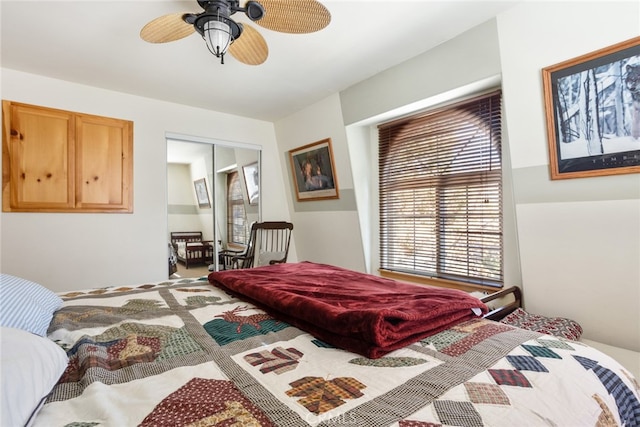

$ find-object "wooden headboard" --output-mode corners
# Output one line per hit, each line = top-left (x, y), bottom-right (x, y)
(170, 232), (203, 245)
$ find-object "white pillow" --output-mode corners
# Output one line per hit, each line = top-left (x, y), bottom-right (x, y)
(257, 251), (286, 267)
(1, 327), (68, 427)
(0, 274), (62, 337)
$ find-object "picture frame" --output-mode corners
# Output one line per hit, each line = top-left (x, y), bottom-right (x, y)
(289, 138), (339, 201)
(242, 162), (259, 205)
(193, 178), (211, 208)
(542, 36), (640, 180)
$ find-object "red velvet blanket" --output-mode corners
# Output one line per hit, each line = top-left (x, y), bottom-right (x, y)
(208, 262), (487, 358)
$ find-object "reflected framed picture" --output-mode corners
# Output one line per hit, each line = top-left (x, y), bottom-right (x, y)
(289, 138), (339, 201)
(242, 162), (259, 205)
(542, 36), (640, 179)
(193, 178), (210, 208)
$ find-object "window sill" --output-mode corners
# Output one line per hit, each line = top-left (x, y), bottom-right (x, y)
(378, 269), (502, 293)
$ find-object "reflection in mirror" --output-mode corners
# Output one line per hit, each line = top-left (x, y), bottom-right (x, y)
(213, 145), (260, 272)
(166, 136), (260, 278)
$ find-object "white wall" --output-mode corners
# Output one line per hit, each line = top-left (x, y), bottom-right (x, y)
(338, 20), (514, 281)
(0, 69), (287, 292)
(497, 1), (640, 351)
(167, 163), (202, 234)
(189, 156), (215, 241)
(274, 94), (365, 271)
(167, 162), (214, 240)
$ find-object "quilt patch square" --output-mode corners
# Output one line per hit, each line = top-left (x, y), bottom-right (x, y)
(464, 382), (510, 405)
(522, 344), (561, 359)
(244, 347), (303, 375)
(312, 339), (335, 349)
(60, 323), (200, 383)
(286, 376), (366, 415)
(506, 355), (549, 372)
(488, 369), (532, 388)
(433, 400), (483, 427)
(536, 338), (575, 351)
(420, 329), (467, 351)
(140, 378), (274, 426)
(441, 323), (512, 357)
(204, 307), (288, 346)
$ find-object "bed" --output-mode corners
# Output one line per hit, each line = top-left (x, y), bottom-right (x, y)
(170, 231), (214, 269)
(2, 263), (638, 426)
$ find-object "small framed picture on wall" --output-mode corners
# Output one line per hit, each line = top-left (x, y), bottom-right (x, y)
(193, 178), (211, 208)
(289, 138), (339, 201)
(242, 162), (259, 205)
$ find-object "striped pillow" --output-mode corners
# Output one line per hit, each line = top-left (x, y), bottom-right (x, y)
(0, 274), (62, 337)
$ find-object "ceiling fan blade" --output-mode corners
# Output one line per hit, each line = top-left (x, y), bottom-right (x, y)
(256, 0), (330, 34)
(229, 24), (268, 65)
(140, 12), (195, 43)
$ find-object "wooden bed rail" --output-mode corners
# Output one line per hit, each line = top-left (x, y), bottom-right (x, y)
(480, 286), (522, 321)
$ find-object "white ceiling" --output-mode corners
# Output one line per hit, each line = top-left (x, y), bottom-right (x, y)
(166, 139), (213, 164)
(1, 1), (517, 123)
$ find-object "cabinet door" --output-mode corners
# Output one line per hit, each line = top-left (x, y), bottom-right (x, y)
(2, 101), (75, 211)
(75, 114), (133, 212)
(2, 101), (133, 213)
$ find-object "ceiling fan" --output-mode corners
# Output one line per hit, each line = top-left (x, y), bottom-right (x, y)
(140, 0), (331, 65)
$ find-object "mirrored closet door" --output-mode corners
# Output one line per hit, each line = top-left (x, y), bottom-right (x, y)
(167, 134), (260, 277)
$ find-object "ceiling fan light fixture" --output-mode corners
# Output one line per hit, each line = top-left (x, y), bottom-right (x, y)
(204, 18), (232, 62)
(141, 0), (331, 65)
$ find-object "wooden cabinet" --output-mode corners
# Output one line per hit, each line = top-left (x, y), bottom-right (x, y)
(2, 100), (133, 212)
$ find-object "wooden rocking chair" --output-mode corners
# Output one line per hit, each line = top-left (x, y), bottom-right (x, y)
(219, 221), (293, 270)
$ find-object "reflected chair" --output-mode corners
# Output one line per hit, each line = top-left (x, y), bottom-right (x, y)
(219, 221), (293, 270)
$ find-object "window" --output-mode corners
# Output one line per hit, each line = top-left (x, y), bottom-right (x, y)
(378, 91), (502, 287)
(227, 171), (248, 245)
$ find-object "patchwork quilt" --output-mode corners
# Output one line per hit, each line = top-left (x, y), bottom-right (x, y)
(35, 277), (640, 426)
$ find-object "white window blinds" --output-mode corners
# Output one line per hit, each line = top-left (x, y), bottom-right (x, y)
(378, 91), (503, 286)
(227, 171), (248, 245)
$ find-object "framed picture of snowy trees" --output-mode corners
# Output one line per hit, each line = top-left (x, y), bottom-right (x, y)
(542, 36), (640, 179)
